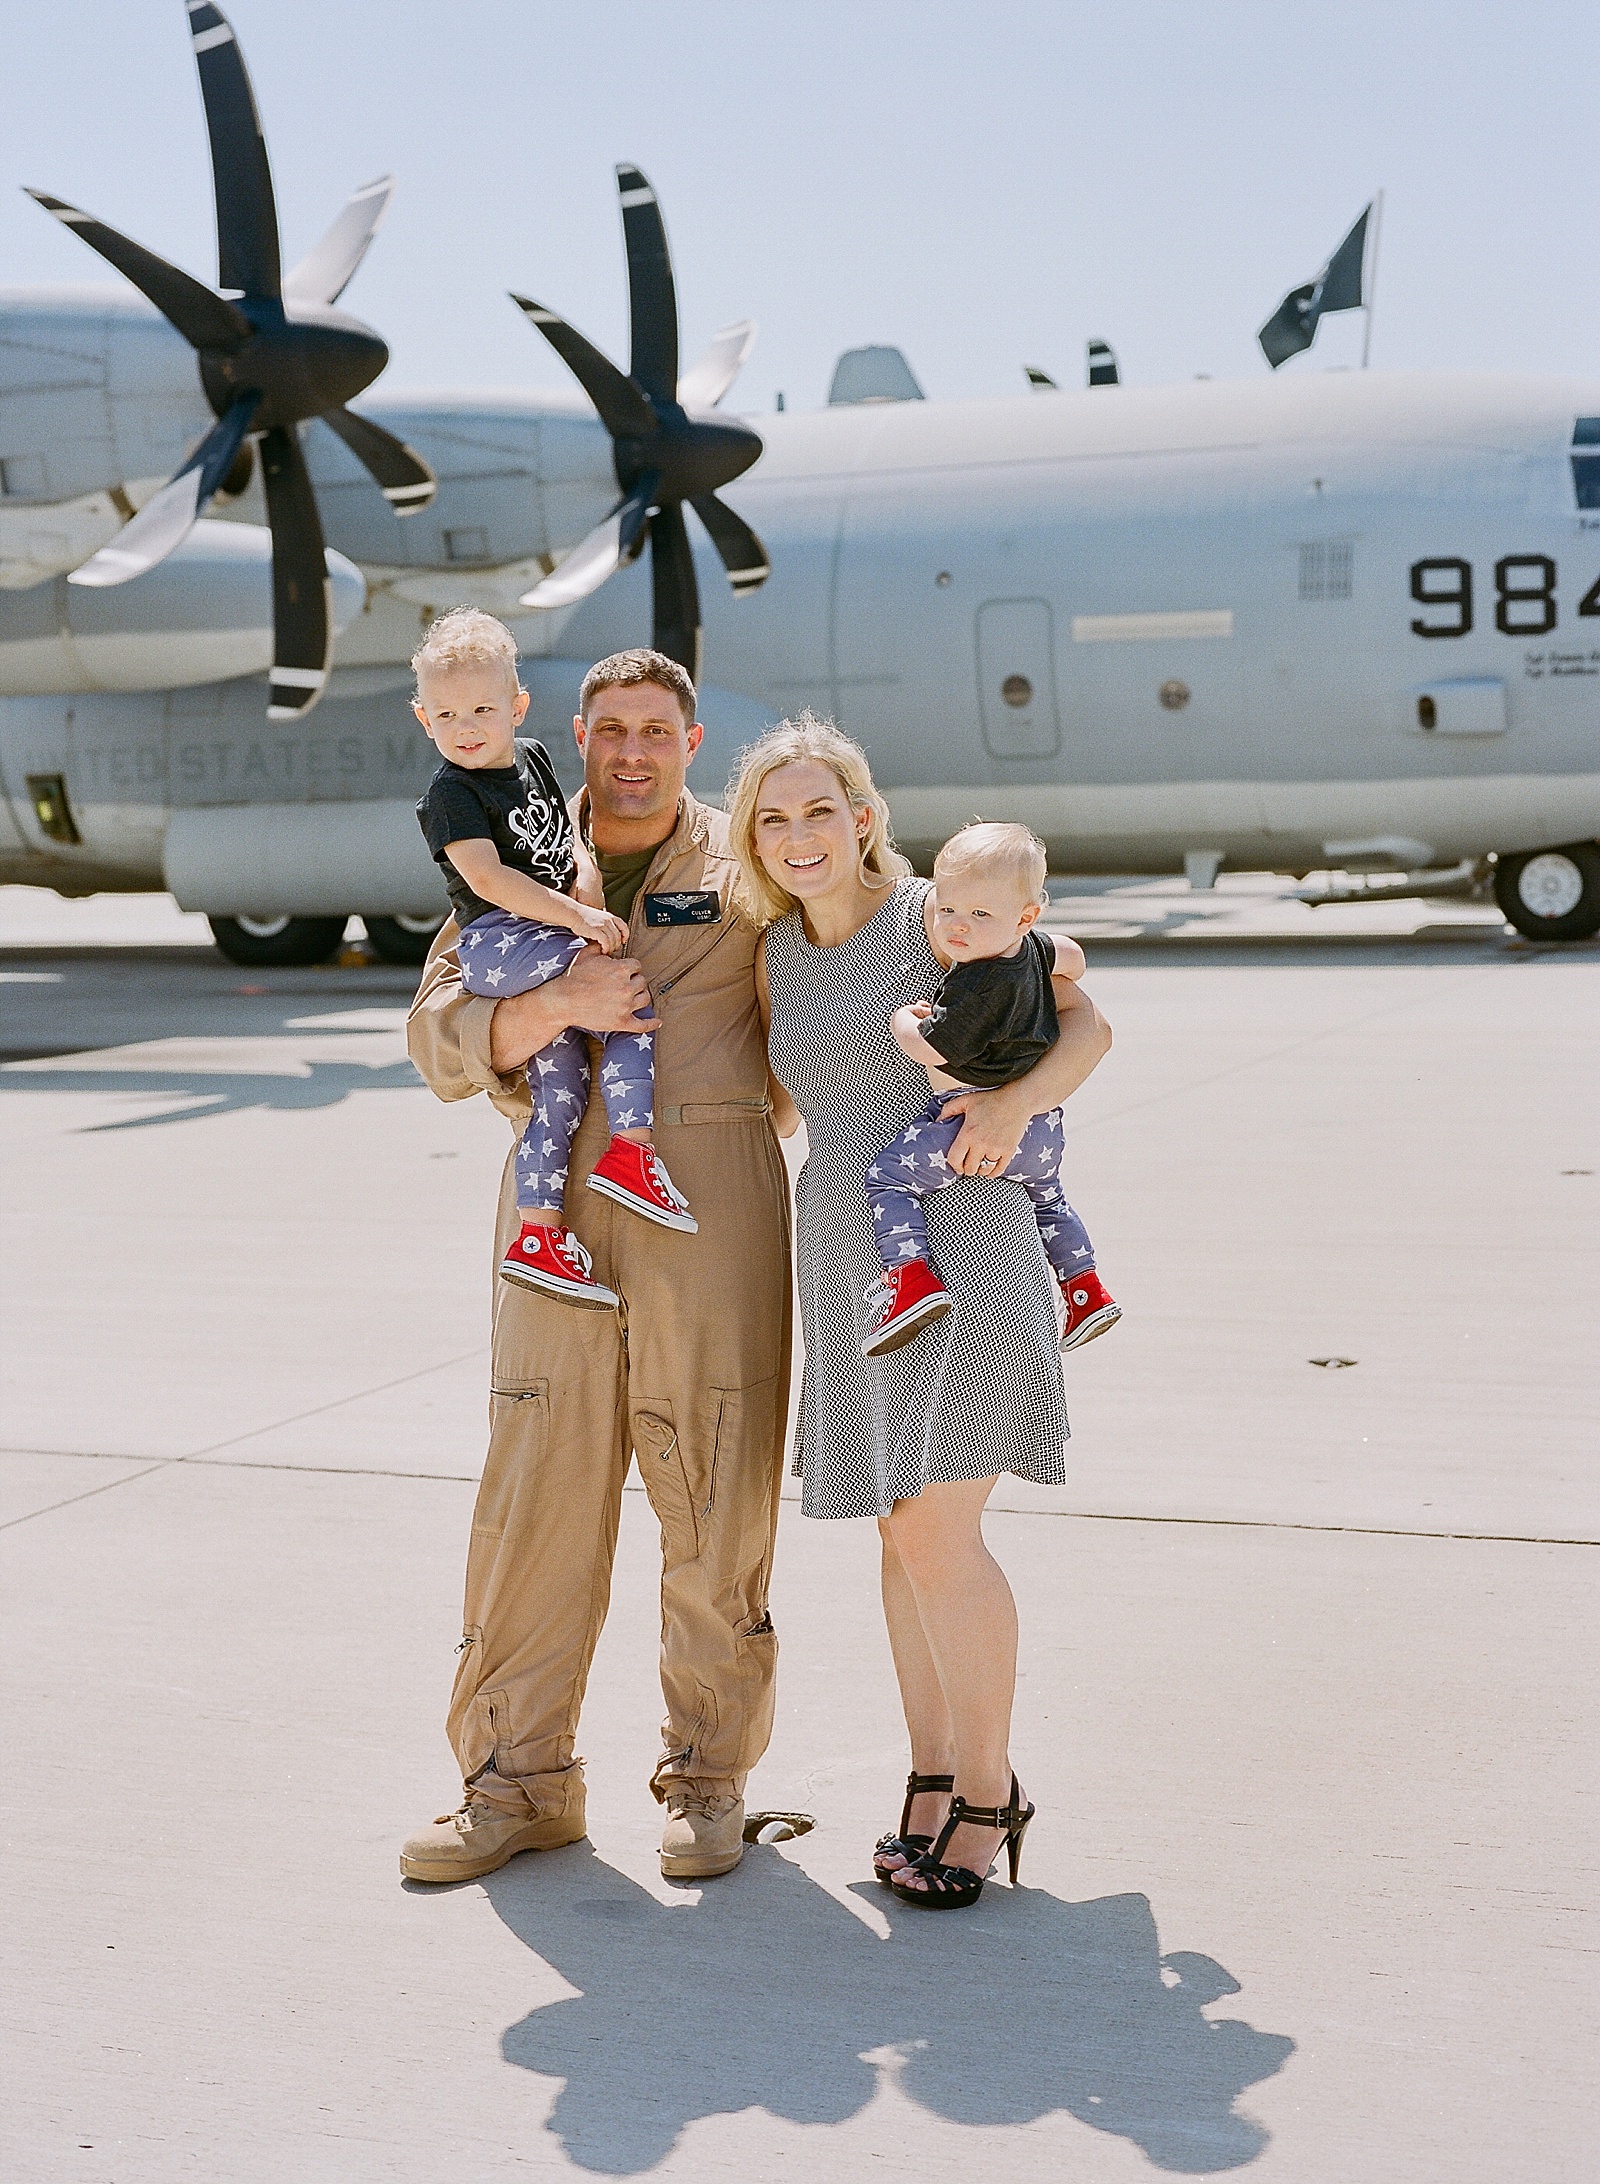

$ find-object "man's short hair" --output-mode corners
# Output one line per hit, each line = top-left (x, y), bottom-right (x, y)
(411, 608), (521, 694)
(580, 648), (696, 726)
(934, 821), (1049, 905)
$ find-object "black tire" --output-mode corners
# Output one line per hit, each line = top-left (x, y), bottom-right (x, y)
(1492, 843), (1600, 943)
(208, 914), (350, 967)
(363, 913), (447, 966)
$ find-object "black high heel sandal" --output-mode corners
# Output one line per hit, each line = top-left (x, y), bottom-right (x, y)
(888, 1774), (1034, 1909)
(872, 1771), (954, 1886)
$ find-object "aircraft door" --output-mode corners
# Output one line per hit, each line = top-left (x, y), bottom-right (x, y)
(976, 599), (1061, 759)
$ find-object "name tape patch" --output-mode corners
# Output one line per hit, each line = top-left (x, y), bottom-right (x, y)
(644, 889), (721, 927)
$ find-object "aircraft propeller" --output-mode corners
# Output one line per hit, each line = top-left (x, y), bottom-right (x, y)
(513, 165), (769, 683)
(26, 1), (434, 719)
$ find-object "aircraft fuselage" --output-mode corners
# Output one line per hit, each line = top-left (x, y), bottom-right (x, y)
(1, 291), (1596, 899)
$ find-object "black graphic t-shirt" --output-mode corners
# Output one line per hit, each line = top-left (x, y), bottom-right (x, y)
(923, 928), (1060, 1089)
(416, 739), (577, 928)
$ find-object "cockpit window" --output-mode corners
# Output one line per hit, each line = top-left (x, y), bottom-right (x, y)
(1570, 420), (1600, 505)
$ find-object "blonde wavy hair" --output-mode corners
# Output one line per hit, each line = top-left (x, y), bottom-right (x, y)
(726, 711), (910, 927)
(410, 607), (520, 696)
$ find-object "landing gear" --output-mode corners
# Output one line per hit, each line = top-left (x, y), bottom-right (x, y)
(208, 914), (349, 967)
(363, 913), (446, 965)
(1493, 844), (1600, 944)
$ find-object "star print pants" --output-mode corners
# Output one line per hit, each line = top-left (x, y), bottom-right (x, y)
(459, 911), (655, 1212)
(865, 1093), (1095, 1282)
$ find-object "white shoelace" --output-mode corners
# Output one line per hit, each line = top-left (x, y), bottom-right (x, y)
(644, 1149), (690, 1211)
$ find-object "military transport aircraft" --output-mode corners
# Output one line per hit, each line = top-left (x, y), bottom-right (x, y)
(2, 3), (1598, 962)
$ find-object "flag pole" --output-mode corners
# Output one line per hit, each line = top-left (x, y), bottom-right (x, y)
(1362, 190), (1384, 368)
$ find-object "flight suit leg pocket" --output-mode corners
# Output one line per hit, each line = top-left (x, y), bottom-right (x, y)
(704, 1375), (783, 1601)
(632, 1404), (701, 1563)
(461, 1377), (550, 1640)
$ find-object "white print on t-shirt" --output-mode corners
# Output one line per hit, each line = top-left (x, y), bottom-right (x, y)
(507, 782), (570, 879)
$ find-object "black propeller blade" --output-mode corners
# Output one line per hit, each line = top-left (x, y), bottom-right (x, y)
(27, 1), (434, 719)
(514, 164), (768, 684)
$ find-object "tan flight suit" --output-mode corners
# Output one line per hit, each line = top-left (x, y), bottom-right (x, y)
(406, 791), (791, 1824)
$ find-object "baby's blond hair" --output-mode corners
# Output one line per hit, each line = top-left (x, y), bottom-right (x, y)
(934, 822), (1048, 906)
(411, 607), (521, 696)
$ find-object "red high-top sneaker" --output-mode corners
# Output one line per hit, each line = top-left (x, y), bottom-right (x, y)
(862, 1258), (952, 1357)
(1059, 1269), (1121, 1352)
(499, 1222), (619, 1308)
(584, 1138), (698, 1233)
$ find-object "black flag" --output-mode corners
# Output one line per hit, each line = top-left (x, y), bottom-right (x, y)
(1258, 205), (1371, 369)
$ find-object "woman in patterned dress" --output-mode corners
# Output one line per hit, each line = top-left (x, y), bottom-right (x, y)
(729, 717), (1112, 1904)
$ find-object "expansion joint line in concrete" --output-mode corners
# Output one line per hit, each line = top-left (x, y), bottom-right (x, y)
(983, 1506), (1599, 1548)
(2, 1445), (1595, 1548)
(0, 1343), (489, 1532)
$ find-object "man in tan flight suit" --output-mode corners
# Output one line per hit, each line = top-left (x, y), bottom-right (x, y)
(400, 649), (790, 1883)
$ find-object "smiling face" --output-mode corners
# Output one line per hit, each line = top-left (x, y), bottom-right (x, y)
(574, 680), (703, 848)
(929, 863), (1041, 963)
(413, 660), (528, 768)
(751, 759), (873, 908)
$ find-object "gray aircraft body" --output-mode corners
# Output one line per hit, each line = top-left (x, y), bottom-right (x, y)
(3, 289), (1599, 944)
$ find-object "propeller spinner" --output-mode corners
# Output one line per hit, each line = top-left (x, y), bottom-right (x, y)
(513, 165), (769, 684)
(27, 1), (435, 719)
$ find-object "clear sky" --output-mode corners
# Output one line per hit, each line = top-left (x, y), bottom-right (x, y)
(5, 0), (1597, 412)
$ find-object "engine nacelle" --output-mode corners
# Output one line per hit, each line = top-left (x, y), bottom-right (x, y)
(0, 520), (365, 694)
(0, 289), (209, 525)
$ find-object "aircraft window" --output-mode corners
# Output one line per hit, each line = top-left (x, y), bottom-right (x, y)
(1417, 695), (1437, 730)
(1571, 418), (1600, 445)
(1570, 456), (1600, 509)
(1159, 680), (1191, 712)
(1001, 674), (1033, 708)
(26, 773), (81, 845)
(1299, 540), (1353, 601)
(444, 526), (490, 563)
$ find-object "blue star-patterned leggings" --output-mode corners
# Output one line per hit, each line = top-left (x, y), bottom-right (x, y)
(865, 1093), (1095, 1282)
(458, 909), (655, 1213)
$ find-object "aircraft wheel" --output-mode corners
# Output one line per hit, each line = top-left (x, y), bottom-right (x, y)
(1493, 844), (1600, 943)
(363, 913), (446, 965)
(208, 914), (350, 967)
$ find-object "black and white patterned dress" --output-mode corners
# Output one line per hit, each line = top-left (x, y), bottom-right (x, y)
(765, 877), (1069, 1519)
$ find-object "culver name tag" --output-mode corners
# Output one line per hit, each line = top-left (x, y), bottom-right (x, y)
(643, 889), (721, 927)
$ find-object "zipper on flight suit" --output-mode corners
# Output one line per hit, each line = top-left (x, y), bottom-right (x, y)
(654, 915), (738, 997)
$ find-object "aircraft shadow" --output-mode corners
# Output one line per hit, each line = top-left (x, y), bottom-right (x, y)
(0, 1054), (421, 1129)
(480, 1841), (1294, 2174)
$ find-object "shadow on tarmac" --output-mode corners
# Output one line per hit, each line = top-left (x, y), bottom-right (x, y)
(0, 1054), (422, 1129)
(482, 1841), (1294, 2173)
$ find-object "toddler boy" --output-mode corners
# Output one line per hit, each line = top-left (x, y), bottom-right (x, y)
(413, 609), (695, 1307)
(862, 822), (1119, 1356)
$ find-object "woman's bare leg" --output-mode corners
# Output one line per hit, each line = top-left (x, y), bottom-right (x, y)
(881, 1474), (1021, 1889)
(877, 1522), (955, 1867)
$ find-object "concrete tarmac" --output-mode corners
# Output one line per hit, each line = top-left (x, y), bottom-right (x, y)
(1, 883), (1595, 2182)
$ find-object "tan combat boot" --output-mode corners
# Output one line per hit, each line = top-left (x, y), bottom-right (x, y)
(660, 1787), (746, 1880)
(400, 1792), (585, 1884)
